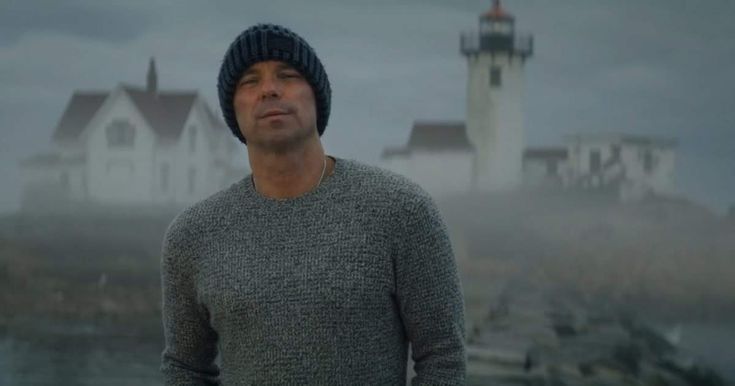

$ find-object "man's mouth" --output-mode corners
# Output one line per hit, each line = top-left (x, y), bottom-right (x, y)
(260, 109), (290, 118)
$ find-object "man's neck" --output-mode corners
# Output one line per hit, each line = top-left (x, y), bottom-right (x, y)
(248, 139), (333, 199)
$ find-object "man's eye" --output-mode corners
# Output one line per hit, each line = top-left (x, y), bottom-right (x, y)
(281, 72), (301, 79)
(239, 78), (257, 86)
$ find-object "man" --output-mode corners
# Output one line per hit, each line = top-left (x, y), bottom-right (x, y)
(160, 23), (466, 385)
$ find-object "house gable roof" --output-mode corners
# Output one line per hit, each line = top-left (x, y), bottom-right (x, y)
(52, 86), (224, 142)
(52, 92), (108, 141)
(382, 121), (473, 159)
(407, 121), (473, 150)
(123, 86), (197, 139)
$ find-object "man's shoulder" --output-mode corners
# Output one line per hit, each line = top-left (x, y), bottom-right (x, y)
(164, 179), (246, 243)
(340, 158), (433, 207)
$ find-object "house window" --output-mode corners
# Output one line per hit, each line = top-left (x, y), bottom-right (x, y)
(160, 163), (170, 192)
(106, 119), (135, 148)
(642, 149), (654, 173)
(490, 66), (502, 87)
(611, 144), (621, 160)
(189, 126), (197, 154)
(188, 168), (196, 194)
(589, 149), (601, 172)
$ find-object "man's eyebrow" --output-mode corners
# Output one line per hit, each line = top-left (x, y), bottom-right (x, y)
(240, 68), (259, 79)
(275, 63), (298, 72)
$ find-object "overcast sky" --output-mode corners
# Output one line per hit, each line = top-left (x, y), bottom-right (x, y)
(1, 0), (733, 214)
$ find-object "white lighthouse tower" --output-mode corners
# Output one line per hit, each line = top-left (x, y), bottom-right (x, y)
(461, 0), (533, 191)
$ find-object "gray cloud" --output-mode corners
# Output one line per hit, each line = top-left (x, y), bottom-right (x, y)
(0, 0), (153, 46)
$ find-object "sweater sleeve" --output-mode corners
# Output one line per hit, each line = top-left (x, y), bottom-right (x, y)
(394, 193), (467, 385)
(160, 217), (221, 386)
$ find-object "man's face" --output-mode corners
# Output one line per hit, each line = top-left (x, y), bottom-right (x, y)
(233, 60), (318, 151)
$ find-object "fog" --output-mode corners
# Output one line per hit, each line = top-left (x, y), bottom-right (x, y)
(1, 0), (734, 214)
(1, 1), (734, 384)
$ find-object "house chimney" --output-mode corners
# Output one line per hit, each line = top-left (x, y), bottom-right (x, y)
(147, 57), (158, 95)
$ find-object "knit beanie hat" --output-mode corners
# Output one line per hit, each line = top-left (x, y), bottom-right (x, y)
(217, 24), (331, 145)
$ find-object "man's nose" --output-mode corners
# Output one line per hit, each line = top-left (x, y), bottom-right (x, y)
(260, 76), (281, 99)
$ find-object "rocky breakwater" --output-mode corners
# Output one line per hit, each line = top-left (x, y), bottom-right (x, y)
(465, 287), (728, 386)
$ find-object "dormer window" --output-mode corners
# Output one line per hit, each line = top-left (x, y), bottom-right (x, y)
(106, 119), (135, 148)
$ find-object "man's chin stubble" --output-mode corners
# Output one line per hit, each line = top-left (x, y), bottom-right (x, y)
(250, 127), (315, 154)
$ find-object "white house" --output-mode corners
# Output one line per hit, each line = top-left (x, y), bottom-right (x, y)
(522, 133), (677, 201)
(562, 133), (677, 201)
(20, 59), (247, 212)
(381, 121), (474, 197)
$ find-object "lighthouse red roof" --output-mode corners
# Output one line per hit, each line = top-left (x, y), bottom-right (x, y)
(481, 0), (514, 21)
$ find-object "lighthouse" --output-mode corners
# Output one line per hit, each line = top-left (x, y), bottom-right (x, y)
(461, 0), (533, 191)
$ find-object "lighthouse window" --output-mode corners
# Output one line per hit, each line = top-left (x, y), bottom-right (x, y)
(490, 66), (502, 87)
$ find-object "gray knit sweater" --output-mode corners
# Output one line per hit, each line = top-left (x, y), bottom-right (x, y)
(160, 158), (466, 385)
